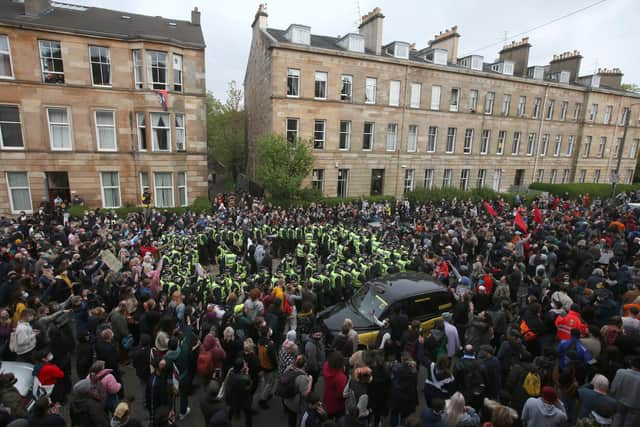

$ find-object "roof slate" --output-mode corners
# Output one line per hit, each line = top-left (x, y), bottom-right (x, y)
(0, 0), (205, 48)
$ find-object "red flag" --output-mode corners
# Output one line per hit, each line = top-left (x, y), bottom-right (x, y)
(484, 201), (497, 217)
(515, 211), (528, 233)
(155, 89), (169, 111)
(533, 206), (543, 224)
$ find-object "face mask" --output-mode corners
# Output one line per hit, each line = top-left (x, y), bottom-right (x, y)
(46, 353), (54, 362)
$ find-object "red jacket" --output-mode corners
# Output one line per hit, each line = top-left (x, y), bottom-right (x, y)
(555, 310), (587, 341)
(36, 363), (64, 386)
(322, 362), (347, 416)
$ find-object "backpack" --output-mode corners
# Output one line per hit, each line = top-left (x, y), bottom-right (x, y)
(258, 343), (274, 370)
(282, 298), (293, 316)
(197, 349), (215, 377)
(275, 368), (304, 398)
(520, 319), (538, 342)
(463, 360), (486, 397)
(522, 371), (541, 397)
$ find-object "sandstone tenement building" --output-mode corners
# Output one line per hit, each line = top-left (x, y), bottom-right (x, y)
(0, 0), (208, 214)
(245, 5), (640, 198)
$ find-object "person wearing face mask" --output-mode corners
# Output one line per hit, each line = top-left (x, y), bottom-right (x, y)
(13, 308), (39, 362)
(33, 349), (65, 403)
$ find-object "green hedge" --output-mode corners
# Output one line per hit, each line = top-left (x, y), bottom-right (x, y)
(67, 197), (211, 218)
(405, 187), (502, 204)
(528, 183), (640, 200)
(268, 190), (396, 208)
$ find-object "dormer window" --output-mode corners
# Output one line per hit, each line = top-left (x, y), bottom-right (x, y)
(548, 71), (570, 84)
(284, 24), (311, 45)
(459, 55), (483, 71)
(527, 66), (544, 80)
(490, 61), (514, 76)
(386, 42), (410, 59)
(337, 34), (365, 53)
(422, 48), (447, 65)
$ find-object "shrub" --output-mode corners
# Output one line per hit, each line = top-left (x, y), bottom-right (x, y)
(406, 187), (501, 204)
(528, 182), (640, 200)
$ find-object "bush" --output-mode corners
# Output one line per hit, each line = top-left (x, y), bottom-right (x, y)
(267, 193), (396, 208)
(528, 182), (640, 200)
(406, 187), (501, 204)
(67, 197), (211, 218)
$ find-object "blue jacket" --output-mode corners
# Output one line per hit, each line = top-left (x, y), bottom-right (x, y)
(557, 338), (591, 369)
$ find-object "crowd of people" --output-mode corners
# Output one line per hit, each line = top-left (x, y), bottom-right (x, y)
(1, 191), (640, 427)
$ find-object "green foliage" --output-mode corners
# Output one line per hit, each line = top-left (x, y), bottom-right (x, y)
(267, 194), (396, 208)
(255, 134), (314, 200)
(528, 182), (640, 199)
(207, 82), (245, 181)
(67, 197), (210, 218)
(621, 83), (640, 93)
(405, 187), (501, 204)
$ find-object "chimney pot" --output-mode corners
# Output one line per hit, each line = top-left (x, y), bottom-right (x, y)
(191, 6), (201, 26)
(358, 7), (384, 55)
(252, 3), (268, 30)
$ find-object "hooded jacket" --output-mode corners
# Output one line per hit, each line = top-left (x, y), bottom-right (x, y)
(69, 382), (110, 427)
(322, 362), (347, 416)
(521, 397), (568, 427)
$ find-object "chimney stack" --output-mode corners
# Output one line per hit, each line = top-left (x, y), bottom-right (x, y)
(549, 50), (582, 83)
(499, 37), (531, 77)
(25, 0), (50, 16)
(358, 7), (384, 55)
(191, 6), (200, 26)
(252, 3), (268, 30)
(596, 67), (623, 89)
(429, 26), (460, 64)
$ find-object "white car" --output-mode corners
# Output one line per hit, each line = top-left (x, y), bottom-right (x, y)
(0, 361), (34, 397)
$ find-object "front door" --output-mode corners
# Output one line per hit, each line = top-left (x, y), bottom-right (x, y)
(45, 172), (70, 206)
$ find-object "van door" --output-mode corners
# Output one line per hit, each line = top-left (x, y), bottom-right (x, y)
(405, 292), (453, 331)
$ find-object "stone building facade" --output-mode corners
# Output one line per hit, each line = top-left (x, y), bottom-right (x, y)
(245, 5), (640, 198)
(0, 0), (208, 215)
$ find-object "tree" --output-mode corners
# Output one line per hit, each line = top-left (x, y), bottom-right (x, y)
(621, 83), (640, 93)
(207, 81), (245, 182)
(255, 134), (314, 200)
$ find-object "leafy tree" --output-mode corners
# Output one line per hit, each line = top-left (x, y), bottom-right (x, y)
(621, 83), (640, 93)
(255, 134), (314, 199)
(207, 81), (245, 181)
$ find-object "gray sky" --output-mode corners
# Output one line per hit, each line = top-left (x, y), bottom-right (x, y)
(74, 0), (639, 99)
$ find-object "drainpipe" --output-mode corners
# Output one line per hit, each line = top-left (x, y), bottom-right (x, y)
(531, 85), (549, 184)
(393, 63), (409, 198)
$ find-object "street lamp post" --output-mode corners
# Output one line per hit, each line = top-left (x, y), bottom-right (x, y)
(611, 102), (640, 199)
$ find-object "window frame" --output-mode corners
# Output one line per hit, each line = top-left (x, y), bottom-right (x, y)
(407, 125), (418, 153)
(582, 136), (592, 158)
(484, 92), (495, 115)
(0, 104), (24, 150)
(546, 99), (555, 120)
(389, 80), (400, 106)
(492, 169), (502, 192)
(153, 171), (174, 208)
(430, 85), (441, 110)
(480, 129), (490, 155)
(424, 169), (434, 189)
(463, 128), (473, 154)
(562, 169), (570, 184)
(560, 101), (568, 121)
(94, 109), (117, 152)
(496, 130), (506, 155)
(286, 118), (299, 143)
(517, 96), (526, 116)
(286, 68), (300, 97)
(427, 126), (437, 153)
(442, 169), (452, 187)
(365, 77), (377, 104)
(550, 169), (557, 184)
(139, 171), (150, 202)
(573, 103), (582, 121)
(313, 119), (326, 150)
(314, 71), (328, 100)
(630, 138), (640, 159)
(173, 53), (183, 92)
(146, 50), (168, 90)
(410, 83), (421, 108)
(0, 34), (15, 79)
(566, 135), (575, 156)
(362, 122), (374, 151)
(593, 169), (600, 183)
(46, 106), (72, 151)
(536, 169), (544, 183)
(312, 169), (324, 192)
(403, 168), (415, 194)
(339, 120), (351, 150)
(99, 171), (122, 208)
(89, 45), (111, 87)
(175, 113), (186, 151)
(133, 50), (144, 89)
(39, 39), (64, 84)
(450, 87), (460, 112)
(589, 103), (598, 122)
(469, 89), (478, 112)
(150, 112), (171, 152)
(336, 168), (349, 197)
(502, 94), (511, 116)
(177, 171), (188, 207)
(459, 169), (470, 190)
(540, 134), (549, 156)
(136, 112), (147, 151)
(511, 131), (521, 155)
(553, 135), (562, 157)
(526, 132), (536, 156)
(341, 74), (353, 102)
(445, 127), (456, 154)
(578, 169), (586, 183)
(603, 105), (612, 125)
(476, 169), (486, 189)
(386, 123), (398, 151)
(6, 171), (32, 214)
(598, 136), (607, 158)
(532, 97), (541, 119)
